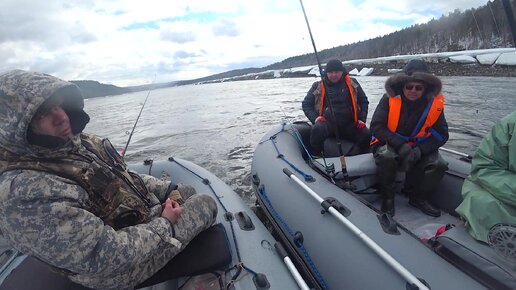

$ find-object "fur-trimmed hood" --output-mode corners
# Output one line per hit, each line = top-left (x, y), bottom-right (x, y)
(384, 60), (442, 98)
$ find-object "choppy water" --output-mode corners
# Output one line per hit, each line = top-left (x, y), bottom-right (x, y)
(84, 76), (516, 204)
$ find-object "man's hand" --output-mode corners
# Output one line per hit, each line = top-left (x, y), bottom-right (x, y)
(315, 116), (327, 123)
(397, 143), (413, 171)
(356, 120), (366, 129)
(398, 144), (422, 171)
(161, 198), (182, 224)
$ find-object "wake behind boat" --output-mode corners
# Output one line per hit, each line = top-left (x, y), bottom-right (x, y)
(0, 157), (299, 290)
(251, 121), (516, 290)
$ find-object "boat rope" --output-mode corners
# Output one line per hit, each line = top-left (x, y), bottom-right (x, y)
(271, 137), (314, 182)
(283, 168), (430, 290)
(260, 123), (315, 182)
(258, 185), (329, 290)
(169, 158), (258, 286)
(288, 123), (314, 163)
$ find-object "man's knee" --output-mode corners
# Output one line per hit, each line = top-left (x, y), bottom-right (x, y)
(192, 194), (218, 224)
(174, 194), (218, 242)
(310, 123), (329, 148)
(177, 183), (197, 200)
(419, 151), (449, 173)
(374, 145), (397, 166)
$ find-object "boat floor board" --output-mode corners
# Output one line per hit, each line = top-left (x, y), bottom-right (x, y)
(369, 193), (461, 238)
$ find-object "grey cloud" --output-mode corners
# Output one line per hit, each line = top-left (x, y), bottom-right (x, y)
(160, 30), (196, 43)
(157, 61), (182, 74)
(0, 46), (16, 62)
(0, 1), (96, 48)
(212, 19), (240, 37)
(63, 0), (95, 10)
(173, 50), (198, 58)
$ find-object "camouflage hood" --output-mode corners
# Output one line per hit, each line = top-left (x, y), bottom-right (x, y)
(0, 70), (89, 158)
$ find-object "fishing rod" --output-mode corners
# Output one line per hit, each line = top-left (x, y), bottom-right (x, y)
(298, 0), (348, 175)
(121, 78), (155, 158)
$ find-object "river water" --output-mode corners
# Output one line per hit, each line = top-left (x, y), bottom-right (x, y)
(84, 76), (516, 204)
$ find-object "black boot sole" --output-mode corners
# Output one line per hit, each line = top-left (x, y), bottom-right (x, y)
(408, 201), (441, 217)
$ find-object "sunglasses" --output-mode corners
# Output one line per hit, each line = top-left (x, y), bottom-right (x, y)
(404, 84), (425, 91)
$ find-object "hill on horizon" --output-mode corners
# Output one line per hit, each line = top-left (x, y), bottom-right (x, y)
(76, 0), (516, 96)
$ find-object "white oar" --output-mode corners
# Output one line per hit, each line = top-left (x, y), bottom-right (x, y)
(283, 168), (430, 290)
(275, 242), (310, 290)
(439, 147), (472, 159)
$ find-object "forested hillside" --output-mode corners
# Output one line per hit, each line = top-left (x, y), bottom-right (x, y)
(264, 0), (516, 70)
(76, 0), (516, 95)
(71, 80), (130, 98)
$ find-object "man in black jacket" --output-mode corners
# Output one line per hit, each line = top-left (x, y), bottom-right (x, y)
(370, 59), (449, 217)
(302, 59), (370, 155)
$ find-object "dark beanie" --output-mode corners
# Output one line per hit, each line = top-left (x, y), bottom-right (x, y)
(325, 59), (346, 72)
(403, 59), (430, 76)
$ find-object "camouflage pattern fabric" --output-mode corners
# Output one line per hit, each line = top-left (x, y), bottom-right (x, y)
(0, 70), (218, 289)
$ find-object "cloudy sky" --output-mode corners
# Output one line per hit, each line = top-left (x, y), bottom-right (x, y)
(1, 0), (491, 86)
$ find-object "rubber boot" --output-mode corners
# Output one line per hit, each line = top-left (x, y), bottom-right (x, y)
(409, 192), (441, 217)
(381, 189), (395, 217)
(374, 145), (398, 217)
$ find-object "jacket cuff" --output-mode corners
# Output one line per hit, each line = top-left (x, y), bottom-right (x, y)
(149, 218), (182, 248)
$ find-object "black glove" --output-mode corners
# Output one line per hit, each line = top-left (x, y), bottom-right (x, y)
(398, 144), (422, 171)
(397, 143), (412, 161)
(412, 147), (422, 162)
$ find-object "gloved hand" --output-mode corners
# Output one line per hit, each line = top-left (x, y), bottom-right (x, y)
(411, 146), (422, 163)
(398, 143), (413, 171)
(356, 120), (366, 129)
(315, 116), (327, 123)
(399, 145), (422, 171)
(397, 143), (412, 160)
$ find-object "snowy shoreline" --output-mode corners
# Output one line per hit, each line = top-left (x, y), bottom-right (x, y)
(201, 48), (516, 84)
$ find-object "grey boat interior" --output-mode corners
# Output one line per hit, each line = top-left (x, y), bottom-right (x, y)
(0, 158), (299, 290)
(252, 121), (516, 290)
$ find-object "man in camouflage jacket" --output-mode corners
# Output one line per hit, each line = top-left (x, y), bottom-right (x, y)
(0, 70), (217, 289)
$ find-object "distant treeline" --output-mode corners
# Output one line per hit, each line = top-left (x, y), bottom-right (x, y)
(71, 80), (130, 99)
(76, 0), (516, 95)
(264, 0), (516, 70)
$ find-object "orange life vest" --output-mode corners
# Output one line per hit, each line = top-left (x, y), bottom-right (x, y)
(370, 94), (445, 146)
(319, 75), (359, 123)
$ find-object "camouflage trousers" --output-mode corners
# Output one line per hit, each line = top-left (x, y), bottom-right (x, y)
(69, 192), (217, 290)
(136, 190), (218, 288)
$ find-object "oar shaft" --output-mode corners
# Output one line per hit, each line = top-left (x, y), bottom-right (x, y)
(283, 168), (323, 203)
(439, 147), (471, 159)
(275, 243), (310, 290)
(284, 169), (430, 290)
(328, 207), (429, 290)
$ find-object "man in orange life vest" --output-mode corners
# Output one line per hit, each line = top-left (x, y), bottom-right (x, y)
(370, 59), (449, 217)
(302, 59), (371, 155)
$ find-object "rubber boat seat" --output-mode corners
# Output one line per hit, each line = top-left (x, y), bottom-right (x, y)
(0, 223), (232, 290)
(431, 225), (516, 290)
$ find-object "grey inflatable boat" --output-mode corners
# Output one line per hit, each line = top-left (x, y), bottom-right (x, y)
(0, 157), (300, 290)
(251, 122), (516, 290)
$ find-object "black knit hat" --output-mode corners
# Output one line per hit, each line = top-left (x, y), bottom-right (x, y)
(325, 59), (346, 72)
(403, 59), (430, 76)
